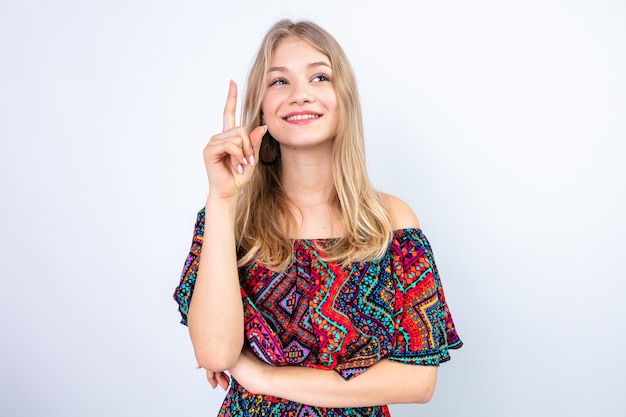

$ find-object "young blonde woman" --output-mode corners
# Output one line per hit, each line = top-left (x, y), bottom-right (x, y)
(174, 19), (462, 416)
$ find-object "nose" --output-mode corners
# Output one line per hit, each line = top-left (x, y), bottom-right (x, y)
(289, 80), (314, 105)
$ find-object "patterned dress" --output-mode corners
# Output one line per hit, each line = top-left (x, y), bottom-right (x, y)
(174, 209), (462, 416)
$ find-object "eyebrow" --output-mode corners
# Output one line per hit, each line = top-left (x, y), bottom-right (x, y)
(267, 61), (332, 73)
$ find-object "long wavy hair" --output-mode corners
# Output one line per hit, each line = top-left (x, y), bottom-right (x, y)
(235, 19), (392, 270)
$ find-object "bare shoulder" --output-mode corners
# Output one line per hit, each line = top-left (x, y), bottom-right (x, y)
(380, 192), (421, 230)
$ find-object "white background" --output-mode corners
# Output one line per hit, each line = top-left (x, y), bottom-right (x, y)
(1, 1), (625, 416)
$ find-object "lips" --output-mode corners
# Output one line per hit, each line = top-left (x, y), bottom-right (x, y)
(283, 112), (321, 122)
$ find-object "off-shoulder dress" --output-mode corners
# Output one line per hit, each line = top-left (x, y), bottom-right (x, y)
(174, 209), (462, 416)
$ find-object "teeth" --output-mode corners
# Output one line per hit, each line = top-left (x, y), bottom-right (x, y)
(285, 114), (320, 121)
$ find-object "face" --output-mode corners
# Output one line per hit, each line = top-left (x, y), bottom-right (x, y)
(262, 37), (339, 150)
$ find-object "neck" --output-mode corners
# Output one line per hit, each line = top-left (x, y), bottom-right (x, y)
(280, 143), (335, 206)
(277, 142), (345, 238)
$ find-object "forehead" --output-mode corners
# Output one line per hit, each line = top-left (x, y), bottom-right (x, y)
(270, 36), (330, 68)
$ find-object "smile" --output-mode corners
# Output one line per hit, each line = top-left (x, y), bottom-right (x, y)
(284, 113), (321, 122)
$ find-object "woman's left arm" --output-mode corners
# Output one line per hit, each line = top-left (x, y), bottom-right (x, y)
(228, 348), (438, 408)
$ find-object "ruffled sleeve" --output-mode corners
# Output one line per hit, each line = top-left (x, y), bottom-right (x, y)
(172, 209), (206, 326)
(389, 228), (462, 365)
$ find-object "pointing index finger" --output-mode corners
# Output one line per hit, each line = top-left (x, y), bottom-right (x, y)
(223, 80), (237, 132)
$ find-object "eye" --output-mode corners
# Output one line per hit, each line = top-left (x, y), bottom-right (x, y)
(269, 77), (288, 86)
(312, 73), (331, 83)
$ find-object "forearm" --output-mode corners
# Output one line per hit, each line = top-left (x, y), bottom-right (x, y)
(262, 359), (437, 408)
(188, 196), (244, 371)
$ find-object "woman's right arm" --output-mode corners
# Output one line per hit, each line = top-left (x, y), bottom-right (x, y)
(187, 80), (266, 373)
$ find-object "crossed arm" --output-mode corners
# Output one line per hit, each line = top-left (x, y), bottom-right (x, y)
(205, 347), (438, 408)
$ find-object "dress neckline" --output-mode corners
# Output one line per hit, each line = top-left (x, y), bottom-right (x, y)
(291, 228), (423, 244)
(291, 236), (341, 242)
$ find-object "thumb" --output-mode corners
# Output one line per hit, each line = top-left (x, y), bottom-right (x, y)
(249, 125), (267, 163)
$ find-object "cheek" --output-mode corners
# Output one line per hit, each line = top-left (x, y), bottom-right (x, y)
(326, 93), (339, 118)
(323, 89), (338, 110)
(262, 92), (279, 109)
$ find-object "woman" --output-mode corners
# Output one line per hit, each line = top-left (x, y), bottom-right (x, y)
(174, 19), (462, 416)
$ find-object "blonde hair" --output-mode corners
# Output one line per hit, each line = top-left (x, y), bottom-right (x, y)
(236, 19), (392, 270)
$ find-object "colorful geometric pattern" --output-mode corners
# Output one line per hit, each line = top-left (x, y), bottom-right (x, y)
(174, 209), (462, 416)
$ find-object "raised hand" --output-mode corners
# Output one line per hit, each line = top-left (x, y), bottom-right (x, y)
(203, 81), (267, 201)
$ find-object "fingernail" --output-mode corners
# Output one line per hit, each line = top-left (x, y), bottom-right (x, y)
(248, 155), (255, 165)
(242, 157), (248, 165)
(237, 164), (243, 174)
